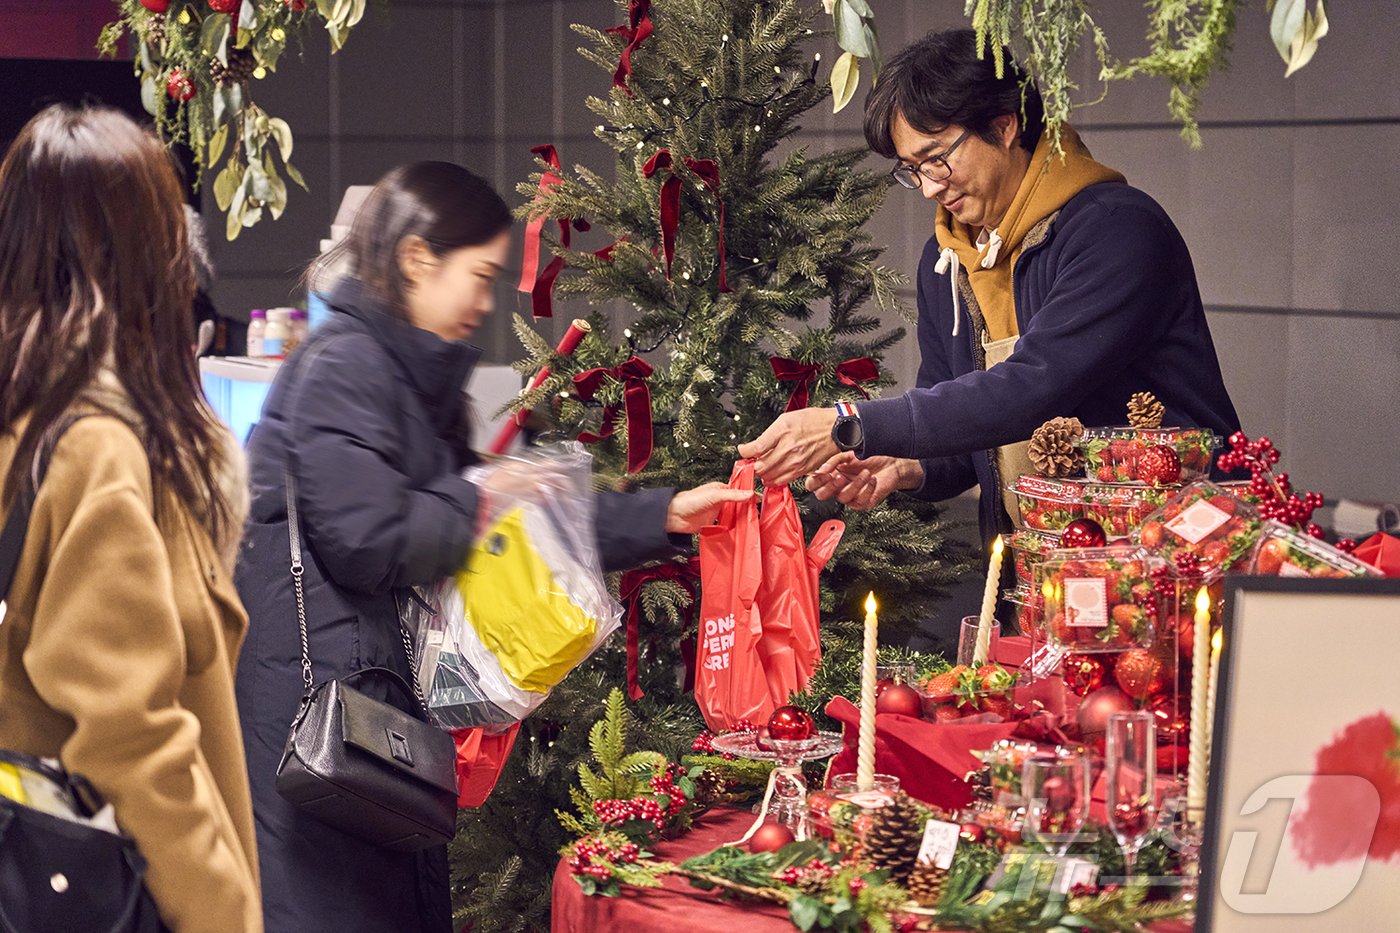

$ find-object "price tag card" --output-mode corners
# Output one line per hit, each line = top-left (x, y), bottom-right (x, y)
(916, 819), (961, 870)
(1052, 857), (1100, 894)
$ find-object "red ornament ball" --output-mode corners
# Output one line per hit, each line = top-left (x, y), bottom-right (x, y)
(1061, 518), (1108, 549)
(748, 822), (795, 853)
(140, 0), (170, 12)
(166, 69), (196, 102)
(1063, 654), (1106, 696)
(1113, 649), (1165, 701)
(1137, 445), (1182, 486)
(875, 683), (922, 718)
(1076, 685), (1136, 738)
(805, 790), (837, 821)
(766, 705), (815, 742)
(207, 0), (240, 13)
(959, 822), (986, 844)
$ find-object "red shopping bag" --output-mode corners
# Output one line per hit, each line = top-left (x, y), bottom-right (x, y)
(452, 723), (521, 807)
(756, 484), (844, 708)
(695, 461), (769, 731)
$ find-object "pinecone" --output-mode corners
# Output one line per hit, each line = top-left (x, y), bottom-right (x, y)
(146, 13), (166, 51)
(864, 793), (925, 884)
(1127, 391), (1165, 429)
(1027, 416), (1085, 477)
(210, 48), (257, 86)
(692, 768), (727, 804)
(905, 861), (949, 907)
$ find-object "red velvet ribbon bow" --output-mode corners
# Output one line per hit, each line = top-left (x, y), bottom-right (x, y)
(769, 356), (879, 412)
(618, 559), (700, 700)
(641, 150), (730, 293)
(571, 356), (655, 473)
(517, 145), (590, 318)
(605, 0), (654, 94)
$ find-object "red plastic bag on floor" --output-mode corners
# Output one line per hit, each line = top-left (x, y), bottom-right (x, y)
(695, 461), (768, 731)
(756, 485), (844, 708)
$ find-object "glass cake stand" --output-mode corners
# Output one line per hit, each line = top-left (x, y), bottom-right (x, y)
(710, 730), (843, 836)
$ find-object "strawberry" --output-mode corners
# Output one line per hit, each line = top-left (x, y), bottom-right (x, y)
(981, 696), (1013, 720)
(1201, 539), (1231, 566)
(932, 705), (963, 724)
(975, 664), (1016, 694)
(1096, 464), (1117, 483)
(921, 665), (969, 702)
(1255, 538), (1287, 575)
(1114, 649), (1163, 700)
(1139, 521), (1165, 548)
(1206, 495), (1238, 515)
(1137, 445), (1182, 486)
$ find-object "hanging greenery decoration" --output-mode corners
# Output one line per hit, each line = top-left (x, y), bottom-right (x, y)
(825, 0), (1330, 151)
(99, 0), (369, 240)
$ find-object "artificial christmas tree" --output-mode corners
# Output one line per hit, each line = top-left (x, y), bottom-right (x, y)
(449, 1), (969, 926)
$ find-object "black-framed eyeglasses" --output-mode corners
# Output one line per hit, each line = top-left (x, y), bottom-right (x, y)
(890, 129), (971, 189)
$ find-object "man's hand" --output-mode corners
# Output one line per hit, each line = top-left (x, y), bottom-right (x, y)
(664, 482), (753, 534)
(737, 408), (839, 486)
(805, 453), (925, 510)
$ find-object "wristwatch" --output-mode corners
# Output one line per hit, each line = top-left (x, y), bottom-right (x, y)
(831, 401), (864, 453)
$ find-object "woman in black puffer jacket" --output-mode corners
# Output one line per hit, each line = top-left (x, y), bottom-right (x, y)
(233, 162), (742, 932)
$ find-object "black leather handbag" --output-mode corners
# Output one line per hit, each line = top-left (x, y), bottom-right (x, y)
(0, 418), (165, 933)
(273, 473), (458, 852)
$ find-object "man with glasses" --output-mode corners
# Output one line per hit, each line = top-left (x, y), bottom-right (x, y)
(740, 28), (1239, 550)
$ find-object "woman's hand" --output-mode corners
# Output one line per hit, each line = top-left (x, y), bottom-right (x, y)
(805, 453), (924, 510)
(664, 482), (753, 534)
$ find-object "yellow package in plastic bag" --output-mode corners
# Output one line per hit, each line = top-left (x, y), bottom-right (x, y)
(458, 507), (598, 693)
(0, 763), (25, 804)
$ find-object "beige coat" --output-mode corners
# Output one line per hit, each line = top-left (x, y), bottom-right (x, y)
(0, 413), (261, 932)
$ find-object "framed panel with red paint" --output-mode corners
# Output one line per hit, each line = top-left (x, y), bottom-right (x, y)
(1198, 576), (1400, 932)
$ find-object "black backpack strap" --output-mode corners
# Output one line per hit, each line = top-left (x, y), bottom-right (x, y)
(0, 415), (94, 608)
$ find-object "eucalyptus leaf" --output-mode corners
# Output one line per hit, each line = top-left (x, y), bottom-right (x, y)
(1270, 0), (1306, 62)
(284, 161), (308, 190)
(207, 123), (229, 168)
(789, 895), (822, 932)
(239, 0), (258, 33)
(267, 117), (293, 160)
(140, 74), (158, 117)
(200, 13), (231, 61)
(227, 180), (247, 241)
(1284, 0), (1328, 77)
(213, 88), (226, 125)
(265, 152), (288, 219)
(347, 0), (367, 29)
(830, 51), (860, 114)
(833, 0), (873, 59)
(139, 40), (155, 76)
(213, 163), (240, 212)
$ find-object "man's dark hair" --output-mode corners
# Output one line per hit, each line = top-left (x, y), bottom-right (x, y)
(863, 28), (1044, 159)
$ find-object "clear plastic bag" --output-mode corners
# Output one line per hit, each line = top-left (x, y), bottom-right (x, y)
(403, 443), (622, 731)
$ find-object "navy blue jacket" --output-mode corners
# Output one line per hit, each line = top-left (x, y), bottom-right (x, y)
(233, 278), (681, 933)
(857, 182), (1240, 542)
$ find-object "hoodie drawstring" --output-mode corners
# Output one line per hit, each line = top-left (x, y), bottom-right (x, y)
(934, 247), (962, 338)
(979, 228), (1003, 269)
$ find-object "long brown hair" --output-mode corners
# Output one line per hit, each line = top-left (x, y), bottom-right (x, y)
(0, 104), (232, 539)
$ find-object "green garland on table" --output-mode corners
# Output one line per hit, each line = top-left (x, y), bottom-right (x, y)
(98, 0), (371, 239)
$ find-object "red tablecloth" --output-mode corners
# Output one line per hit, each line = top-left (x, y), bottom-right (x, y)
(550, 806), (1194, 932)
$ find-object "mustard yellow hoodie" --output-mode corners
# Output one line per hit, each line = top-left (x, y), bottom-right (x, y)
(934, 125), (1125, 342)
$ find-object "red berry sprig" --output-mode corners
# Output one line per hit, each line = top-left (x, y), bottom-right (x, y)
(566, 836), (642, 882)
(775, 857), (836, 888)
(1217, 432), (1325, 533)
(691, 730), (715, 753)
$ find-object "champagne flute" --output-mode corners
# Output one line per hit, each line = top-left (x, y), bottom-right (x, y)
(1106, 711), (1157, 878)
(1021, 750), (1089, 857)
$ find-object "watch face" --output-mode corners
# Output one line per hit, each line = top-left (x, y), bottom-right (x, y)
(834, 416), (863, 451)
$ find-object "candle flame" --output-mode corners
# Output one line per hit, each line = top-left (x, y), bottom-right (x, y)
(864, 592), (877, 614)
(1195, 587), (1211, 615)
(1211, 629), (1223, 653)
(991, 534), (1004, 557)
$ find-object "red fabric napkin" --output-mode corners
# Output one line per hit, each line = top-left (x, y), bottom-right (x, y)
(824, 674), (1070, 810)
(1354, 532), (1400, 577)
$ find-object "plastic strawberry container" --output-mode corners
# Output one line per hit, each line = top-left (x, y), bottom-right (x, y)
(1077, 482), (1172, 540)
(1078, 426), (1219, 485)
(1012, 475), (1084, 532)
(1009, 529), (1061, 585)
(1250, 521), (1381, 579)
(1032, 545), (1166, 654)
(1004, 582), (1044, 637)
(1133, 481), (1261, 578)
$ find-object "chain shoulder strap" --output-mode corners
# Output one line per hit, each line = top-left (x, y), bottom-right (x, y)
(279, 335), (433, 715)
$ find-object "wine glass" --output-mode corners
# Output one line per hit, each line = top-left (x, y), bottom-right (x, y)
(1021, 750), (1089, 857)
(1105, 711), (1157, 879)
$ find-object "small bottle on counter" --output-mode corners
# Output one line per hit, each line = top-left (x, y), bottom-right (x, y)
(246, 309), (267, 358)
(263, 308), (291, 359)
(287, 309), (309, 355)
